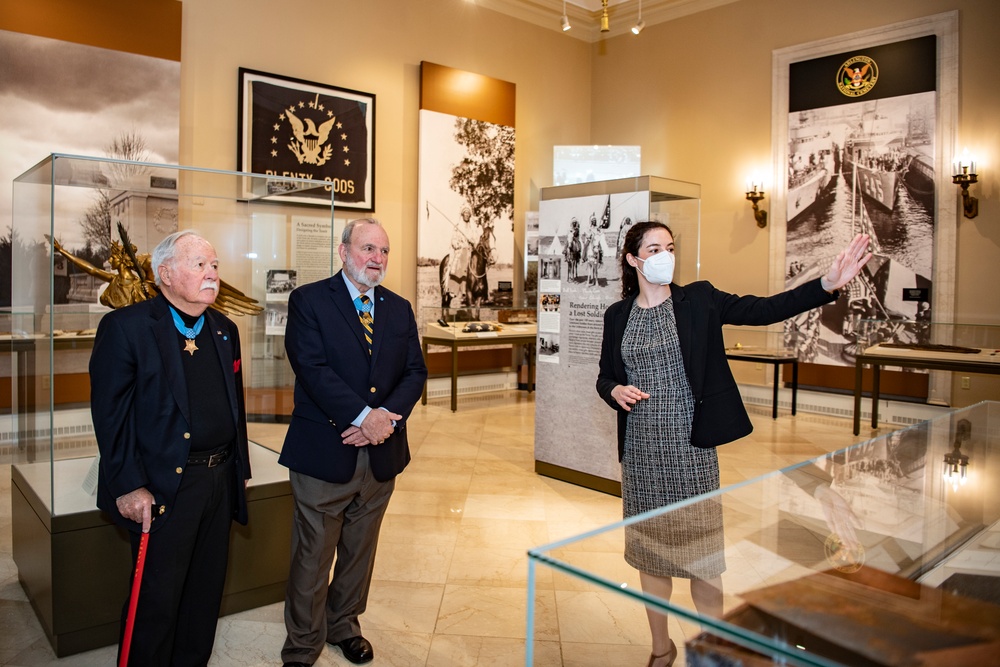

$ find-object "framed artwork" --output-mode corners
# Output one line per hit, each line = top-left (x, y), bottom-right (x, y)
(770, 12), (958, 403)
(238, 68), (375, 210)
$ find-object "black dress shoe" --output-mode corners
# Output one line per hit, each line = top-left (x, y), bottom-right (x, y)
(332, 635), (374, 664)
(283, 663), (310, 667)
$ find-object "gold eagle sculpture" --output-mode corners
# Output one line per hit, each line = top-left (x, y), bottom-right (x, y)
(47, 225), (264, 316)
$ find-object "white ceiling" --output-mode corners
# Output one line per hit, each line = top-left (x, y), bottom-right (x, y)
(472, 0), (740, 41)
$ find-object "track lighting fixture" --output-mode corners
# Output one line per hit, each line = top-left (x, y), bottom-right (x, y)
(561, 0), (571, 31)
(632, 0), (644, 34)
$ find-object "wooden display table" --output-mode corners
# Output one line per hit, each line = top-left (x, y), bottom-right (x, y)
(853, 344), (1000, 435)
(725, 348), (798, 420)
(421, 322), (537, 411)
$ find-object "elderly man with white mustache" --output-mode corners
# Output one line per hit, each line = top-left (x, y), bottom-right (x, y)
(90, 230), (251, 666)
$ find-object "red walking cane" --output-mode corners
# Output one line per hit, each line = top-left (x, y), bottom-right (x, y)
(119, 531), (149, 667)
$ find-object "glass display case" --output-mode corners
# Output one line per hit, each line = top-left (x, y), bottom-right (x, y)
(527, 401), (1000, 666)
(855, 319), (1000, 352)
(722, 325), (796, 356)
(7, 153), (338, 655)
(852, 320), (1000, 435)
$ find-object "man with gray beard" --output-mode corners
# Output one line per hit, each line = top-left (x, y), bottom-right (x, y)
(278, 218), (427, 666)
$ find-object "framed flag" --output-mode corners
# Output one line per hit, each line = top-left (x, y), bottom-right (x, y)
(238, 68), (375, 210)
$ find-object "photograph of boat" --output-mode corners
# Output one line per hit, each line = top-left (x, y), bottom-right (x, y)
(784, 91), (936, 368)
(787, 115), (838, 223)
(842, 136), (900, 212)
(901, 151), (934, 212)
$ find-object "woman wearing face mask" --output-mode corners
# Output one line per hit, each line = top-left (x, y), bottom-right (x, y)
(596, 221), (871, 667)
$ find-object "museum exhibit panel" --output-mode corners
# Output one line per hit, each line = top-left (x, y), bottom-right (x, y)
(527, 400), (1000, 666)
(533, 176), (701, 495)
(7, 154), (337, 656)
(852, 320), (1000, 435)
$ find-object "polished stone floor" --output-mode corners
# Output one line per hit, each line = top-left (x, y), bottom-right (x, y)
(0, 392), (902, 666)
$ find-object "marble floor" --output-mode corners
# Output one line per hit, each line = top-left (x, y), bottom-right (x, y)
(0, 392), (900, 666)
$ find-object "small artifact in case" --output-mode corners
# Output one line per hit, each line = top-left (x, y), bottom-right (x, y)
(461, 322), (502, 333)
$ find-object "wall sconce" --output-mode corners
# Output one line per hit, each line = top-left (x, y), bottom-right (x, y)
(560, 0), (571, 31)
(943, 418), (971, 492)
(952, 149), (979, 219)
(745, 183), (767, 228)
(600, 0), (610, 32)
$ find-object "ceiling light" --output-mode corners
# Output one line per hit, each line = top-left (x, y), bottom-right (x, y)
(600, 0), (610, 32)
(561, 0), (571, 31)
(632, 0), (644, 34)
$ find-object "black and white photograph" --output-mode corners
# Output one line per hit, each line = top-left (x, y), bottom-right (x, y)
(265, 302), (289, 336)
(238, 68), (375, 209)
(526, 209), (540, 261)
(537, 333), (560, 363)
(538, 192), (649, 293)
(265, 268), (297, 301)
(539, 256), (561, 283)
(783, 37), (937, 367)
(416, 108), (515, 319)
(0, 29), (180, 305)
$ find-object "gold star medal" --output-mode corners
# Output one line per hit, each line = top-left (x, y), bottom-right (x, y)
(169, 306), (205, 357)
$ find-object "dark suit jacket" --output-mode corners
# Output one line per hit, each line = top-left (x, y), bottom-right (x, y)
(278, 272), (428, 484)
(597, 278), (837, 456)
(90, 295), (251, 533)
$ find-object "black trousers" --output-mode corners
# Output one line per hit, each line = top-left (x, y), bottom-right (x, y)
(119, 456), (235, 667)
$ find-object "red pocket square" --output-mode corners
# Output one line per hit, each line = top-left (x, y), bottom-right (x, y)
(233, 359), (241, 373)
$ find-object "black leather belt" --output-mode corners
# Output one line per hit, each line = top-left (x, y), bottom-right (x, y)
(187, 447), (231, 467)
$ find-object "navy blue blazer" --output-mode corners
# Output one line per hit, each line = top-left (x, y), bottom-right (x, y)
(278, 271), (428, 484)
(90, 295), (251, 533)
(597, 278), (837, 455)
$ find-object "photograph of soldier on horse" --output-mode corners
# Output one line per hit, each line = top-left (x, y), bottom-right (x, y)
(439, 204), (496, 307)
(561, 196), (611, 288)
(563, 217), (582, 281)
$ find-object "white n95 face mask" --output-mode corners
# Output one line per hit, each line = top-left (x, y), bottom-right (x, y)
(637, 251), (675, 285)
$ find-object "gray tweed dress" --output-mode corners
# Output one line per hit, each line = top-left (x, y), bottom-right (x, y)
(620, 298), (726, 579)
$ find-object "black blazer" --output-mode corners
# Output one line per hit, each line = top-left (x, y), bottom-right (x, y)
(90, 295), (251, 533)
(597, 278), (837, 457)
(278, 272), (428, 484)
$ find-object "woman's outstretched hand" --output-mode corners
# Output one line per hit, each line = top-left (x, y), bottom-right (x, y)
(820, 233), (873, 292)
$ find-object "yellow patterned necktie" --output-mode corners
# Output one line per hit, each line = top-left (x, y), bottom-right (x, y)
(356, 294), (373, 355)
